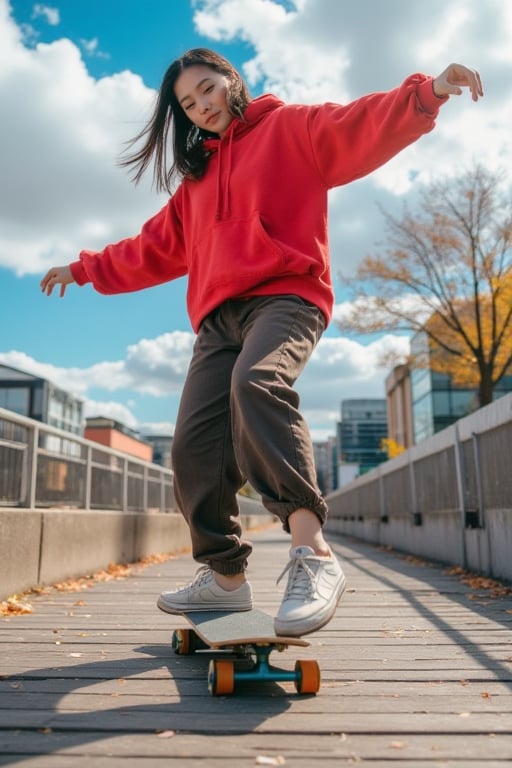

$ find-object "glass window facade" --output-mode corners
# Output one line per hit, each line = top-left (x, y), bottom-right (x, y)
(339, 399), (388, 474)
(0, 387), (30, 416)
(411, 332), (512, 443)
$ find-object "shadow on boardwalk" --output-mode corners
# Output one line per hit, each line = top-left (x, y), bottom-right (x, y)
(1, 527), (512, 766)
(340, 535), (512, 689)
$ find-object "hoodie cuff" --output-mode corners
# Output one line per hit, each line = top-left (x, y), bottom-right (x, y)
(70, 258), (90, 286)
(417, 76), (448, 114)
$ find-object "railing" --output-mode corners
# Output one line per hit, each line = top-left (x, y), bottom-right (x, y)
(0, 407), (174, 512)
(325, 393), (512, 581)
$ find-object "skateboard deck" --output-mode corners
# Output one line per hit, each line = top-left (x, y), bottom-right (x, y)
(171, 608), (320, 696)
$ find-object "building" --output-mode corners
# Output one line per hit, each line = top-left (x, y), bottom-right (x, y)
(313, 436), (338, 495)
(0, 363), (83, 435)
(142, 434), (173, 469)
(385, 364), (414, 449)
(84, 417), (153, 462)
(338, 398), (388, 475)
(410, 332), (512, 444)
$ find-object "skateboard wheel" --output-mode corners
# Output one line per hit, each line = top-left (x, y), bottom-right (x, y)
(208, 659), (235, 696)
(294, 659), (320, 694)
(172, 628), (194, 655)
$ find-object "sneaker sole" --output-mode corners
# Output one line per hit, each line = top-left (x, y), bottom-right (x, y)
(157, 596), (253, 615)
(274, 573), (347, 637)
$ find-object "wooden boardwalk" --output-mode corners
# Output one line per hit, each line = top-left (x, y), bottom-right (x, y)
(1, 524), (511, 767)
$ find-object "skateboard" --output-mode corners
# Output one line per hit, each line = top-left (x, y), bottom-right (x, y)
(171, 608), (320, 696)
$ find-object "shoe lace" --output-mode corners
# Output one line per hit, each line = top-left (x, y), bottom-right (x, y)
(176, 565), (212, 593)
(277, 556), (316, 599)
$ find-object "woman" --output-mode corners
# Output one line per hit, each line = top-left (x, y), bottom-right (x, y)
(41, 49), (483, 636)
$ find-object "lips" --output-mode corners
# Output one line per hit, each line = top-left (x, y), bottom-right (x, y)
(206, 112), (219, 126)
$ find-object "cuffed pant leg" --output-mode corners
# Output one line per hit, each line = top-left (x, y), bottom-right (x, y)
(230, 296), (328, 531)
(171, 321), (252, 575)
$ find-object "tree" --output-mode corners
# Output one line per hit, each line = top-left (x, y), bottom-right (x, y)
(380, 438), (405, 459)
(337, 164), (512, 407)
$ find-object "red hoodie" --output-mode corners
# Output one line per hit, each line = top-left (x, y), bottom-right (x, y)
(70, 75), (446, 332)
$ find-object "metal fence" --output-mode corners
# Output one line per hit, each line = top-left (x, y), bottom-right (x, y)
(0, 407), (174, 512)
(326, 394), (512, 578)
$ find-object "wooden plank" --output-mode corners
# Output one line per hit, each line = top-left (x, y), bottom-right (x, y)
(0, 731), (512, 763)
(1, 526), (512, 766)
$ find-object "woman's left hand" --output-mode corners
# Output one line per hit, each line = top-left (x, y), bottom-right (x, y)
(433, 63), (483, 101)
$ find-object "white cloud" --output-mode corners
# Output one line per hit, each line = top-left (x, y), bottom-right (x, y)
(83, 399), (139, 428)
(32, 4), (59, 26)
(333, 294), (437, 328)
(0, 329), (408, 440)
(0, 0), (164, 276)
(193, 0), (512, 275)
(2, 0), (512, 440)
(80, 36), (110, 59)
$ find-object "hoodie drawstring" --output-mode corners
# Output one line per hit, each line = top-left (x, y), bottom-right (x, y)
(213, 127), (234, 220)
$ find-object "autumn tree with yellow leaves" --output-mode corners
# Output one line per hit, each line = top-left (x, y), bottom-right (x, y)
(337, 164), (512, 407)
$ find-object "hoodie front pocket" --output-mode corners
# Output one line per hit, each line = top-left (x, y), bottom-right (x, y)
(188, 212), (287, 302)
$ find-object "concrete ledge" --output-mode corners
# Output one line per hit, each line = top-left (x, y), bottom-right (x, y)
(0, 510), (42, 597)
(0, 499), (275, 600)
(325, 508), (512, 582)
(38, 510), (139, 586)
(134, 511), (191, 560)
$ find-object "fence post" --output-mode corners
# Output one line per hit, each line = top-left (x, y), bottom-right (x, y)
(453, 424), (468, 569)
(379, 468), (387, 523)
(471, 432), (485, 528)
(122, 457), (128, 512)
(143, 466), (148, 512)
(472, 430), (493, 576)
(84, 444), (92, 510)
(408, 456), (421, 526)
(25, 423), (39, 509)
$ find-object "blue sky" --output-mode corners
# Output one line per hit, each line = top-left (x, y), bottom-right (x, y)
(1, 0), (510, 439)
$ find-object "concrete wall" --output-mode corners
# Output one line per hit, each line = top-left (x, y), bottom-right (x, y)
(325, 507), (511, 582)
(0, 497), (274, 600)
(325, 394), (512, 583)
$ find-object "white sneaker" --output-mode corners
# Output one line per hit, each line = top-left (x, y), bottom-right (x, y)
(157, 566), (253, 614)
(274, 546), (346, 637)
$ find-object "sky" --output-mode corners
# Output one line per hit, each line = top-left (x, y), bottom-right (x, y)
(1, 0), (511, 441)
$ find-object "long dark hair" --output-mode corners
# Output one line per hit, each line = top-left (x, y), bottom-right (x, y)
(119, 48), (251, 194)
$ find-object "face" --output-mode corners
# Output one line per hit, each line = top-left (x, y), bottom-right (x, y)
(174, 64), (234, 138)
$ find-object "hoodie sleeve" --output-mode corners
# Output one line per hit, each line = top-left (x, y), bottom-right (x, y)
(69, 191), (187, 294)
(306, 74), (447, 189)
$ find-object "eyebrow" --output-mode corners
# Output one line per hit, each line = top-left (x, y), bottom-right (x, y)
(179, 77), (213, 105)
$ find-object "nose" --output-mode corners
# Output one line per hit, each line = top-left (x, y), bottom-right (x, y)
(198, 97), (210, 114)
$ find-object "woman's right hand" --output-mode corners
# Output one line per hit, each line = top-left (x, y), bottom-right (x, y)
(40, 265), (75, 297)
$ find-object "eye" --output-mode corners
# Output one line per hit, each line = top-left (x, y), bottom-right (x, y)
(204, 85), (214, 94)
(184, 101), (195, 111)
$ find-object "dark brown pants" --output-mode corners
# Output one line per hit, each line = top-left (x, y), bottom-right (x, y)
(171, 296), (328, 575)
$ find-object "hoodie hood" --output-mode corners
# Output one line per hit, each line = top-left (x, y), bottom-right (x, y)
(203, 93), (285, 149)
(203, 94), (285, 220)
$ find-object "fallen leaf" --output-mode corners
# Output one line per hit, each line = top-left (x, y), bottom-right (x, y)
(389, 741), (407, 749)
(0, 551), (177, 617)
(157, 730), (176, 739)
(0, 598), (33, 616)
(255, 757), (286, 766)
